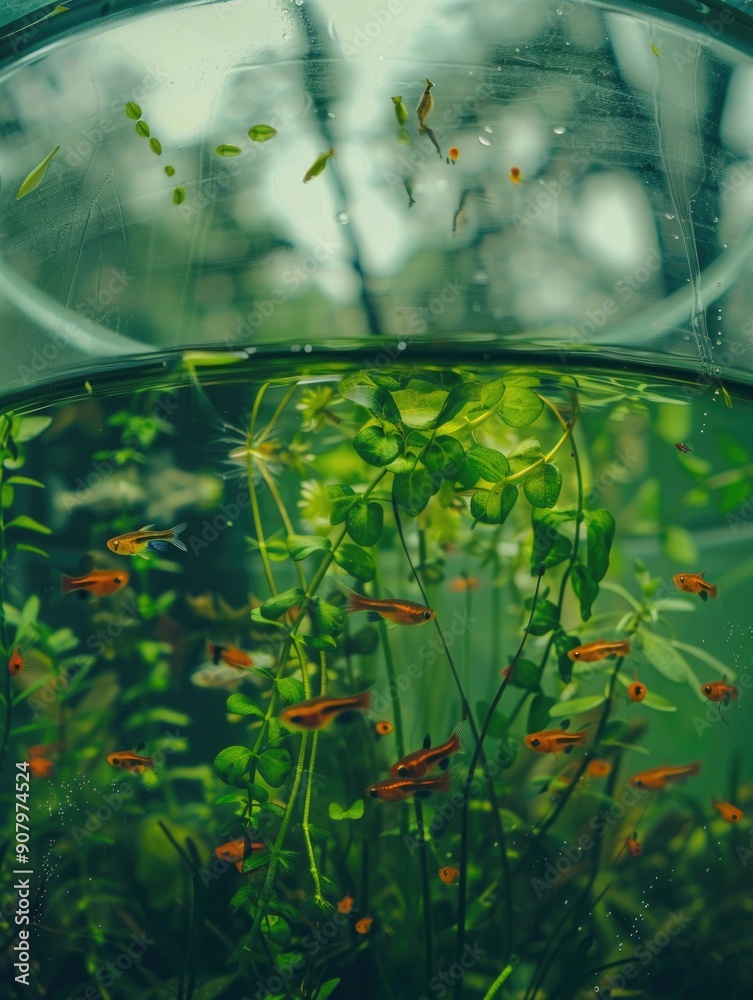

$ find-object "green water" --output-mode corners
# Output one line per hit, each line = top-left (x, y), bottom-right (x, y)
(1, 352), (752, 1000)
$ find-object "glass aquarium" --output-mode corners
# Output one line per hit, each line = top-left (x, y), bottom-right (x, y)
(1, 1), (753, 998)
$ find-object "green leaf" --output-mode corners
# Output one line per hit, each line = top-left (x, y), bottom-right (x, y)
(386, 451), (418, 475)
(505, 658), (540, 692)
(339, 378), (401, 424)
(465, 444), (509, 483)
(1, 485), (14, 509)
(508, 438), (544, 474)
(276, 677), (306, 703)
(554, 630), (580, 683)
(6, 515), (52, 535)
(287, 534), (331, 560)
(328, 799), (365, 821)
(257, 749), (292, 787)
(549, 694), (606, 718)
(125, 101), (142, 119)
(346, 500), (383, 546)
(423, 435), (466, 480)
(333, 543), (376, 581)
(436, 380), (482, 426)
(259, 588), (305, 620)
(479, 378), (507, 407)
(173, 186), (186, 205)
(149, 137), (162, 155)
(391, 387), (448, 428)
(639, 629), (690, 683)
(499, 385), (544, 427)
(524, 463), (562, 509)
(527, 598), (559, 636)
(16, 145), (60, 200)
(15, 544), (49, 558)
(330, 494), (359, 525)
(393, 467), (435, 516)
(662, 525), (698, 565)
(353, 425), (402, 466)
(571, 562), (599, 621)
(248, 125), (277, 142)
(470, 482), (518, 526)
(527, 693), (557, 733)
(311, 598), (348, 640)
(213, 746), (253, 786)
(616, 674), (677, 712)
(531, 509), (574, 571)
(6, 476), (45, 488)
(13, 416), (52, 442)
(670, 639), (735, 681)
(314, 978), (341, 1000)
(585, 509), (615, 583)
(226, 694), (265, 717)
(216, 143), (242, 156)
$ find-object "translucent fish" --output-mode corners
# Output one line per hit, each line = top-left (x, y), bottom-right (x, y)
(16, 145), (60, 200)
(416, 79), (434, 126)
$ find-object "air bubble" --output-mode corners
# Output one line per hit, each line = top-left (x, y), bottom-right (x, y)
(478, 136), (491, 146)
(665, 213), (675, 219)
(554, 125), (566, 134)
(336, 211), (349, 224)
(473, 269), (490, 284)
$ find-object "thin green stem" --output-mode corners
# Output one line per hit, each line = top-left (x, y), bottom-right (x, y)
(301, 650), (326, 904)
(0, 413), (13, 772)
(413, 798), (435, 986)
(482, 957), (518, 1000)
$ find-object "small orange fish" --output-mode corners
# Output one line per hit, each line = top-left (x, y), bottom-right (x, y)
(626, 836), (642, 857)
(675, 442), (693, 454)
(355, 917), (373, 934)
(390, 720), (471, 779)
(279, 691), (372, 731)
(524, 719), (591, 755)
(586, 758), (612, 778)
(438, 866), (460, 885)
(628, 680), (647, 702)
(107, 750), (155, 774)
(701, 680), (738, 702)
(446, 146), (460, 165)
(28, 757), (54, 778)
(61, 569), (129, 598)
(28, 741), (64, 759)
(374, 721), (394, 737)
(712, 798), (743, 823)
(7, 637), (44, 675)
(509, 166), (522, 184)
(447, 575), (480, 593)
(209, 642), (254, 669)
(337, 895), (355, 914)
(336, 583), (434, 626)
(628, 761), (701, 790)
(672, 571), (717, 601)
(107, 522), (187, 557)
(8, 646), (25, 675)
(214, 836), (266, 872)
(365, 769), (456, 802)
(567, 639), (631, 663)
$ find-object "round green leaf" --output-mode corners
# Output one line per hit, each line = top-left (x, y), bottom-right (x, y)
(346, 500), (384, 546)
(257, 749), (292, 787)
(226, 694), (265, 717)
(393, 467), (435, 516)
(504, 658), (540, 692)
(333, 543), (376, 581)
(164, 164), (176, 176)
(423, 435), (466, 480)
(216, 143), (242, 156)
(465, 444), (510, 483)
(248, 124), (277, 142)
(276, 677), (306, 703)
(136, 120), (150, 137)
(173, 186), (186, 204)
(213, 745), (253, 786)
(499, 386), (544, 427)
(125, 101), (142, 119)
(353, 425), (402, 466)
(328, 799), (365, 821)
(523, 463), (562, 509)
(470, 481), (518, 525)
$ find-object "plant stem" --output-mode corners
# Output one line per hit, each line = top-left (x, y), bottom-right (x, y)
(413, 798), (435, 986)
(482, 957), (518, 1000)
(0, 414), (13, 772)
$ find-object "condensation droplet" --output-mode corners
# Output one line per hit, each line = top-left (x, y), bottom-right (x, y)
(473, 269), (490, 284)
(478, 135), (491, 146)
(554, 125), (566, 134)
(665, 213), (675, 219)
(484, 125), (493, 133)
(336, 211), (349, 224)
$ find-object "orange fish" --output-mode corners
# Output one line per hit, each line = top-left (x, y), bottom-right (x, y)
(28, 757), (54, 778)
(336, 583), (434, 626)
(8, 646), (25, 675)
(701, 680), (738, 702)
(374, 721), (393, 737)
(107, 750), (154, 774)
(209, 642), (254, 669)
(509, 166), (522, 184)
(628, 680), (647, 702)
(446, 146), (460, 165)
(524, 719), (591, 755)
(107, 522), (187, 557)
(28, 741), (64, 759)
(586, 758), (612, 778)
(567, 639), (631, 663)
(712, 798), (743, 823)
(337, 895), (355, 914)
(626, 836), (642, 857)
(214, 836), (266, 872)
(365, 769), (457, 802)
(672, 571), (716, 601)
(438, 866), (460, 885)
(355, 917), (373, 934)
(389, 721), (472, 779)
(7, 637), (44, 675)
(447, 575), (480, 593)
(279, 691), (371, 731)
(61, 569), (129, 598)
(628, 761), (701, 790)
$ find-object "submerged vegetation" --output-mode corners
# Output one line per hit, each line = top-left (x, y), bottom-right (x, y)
(0, 360), (751, 999)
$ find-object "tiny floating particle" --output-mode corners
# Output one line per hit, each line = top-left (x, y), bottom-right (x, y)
(651, 43), (661, 58)
(303, 147), (335, 183)
(173, 186), (186, 205)
(125, 101), (142, 120)
(164, 165), (176, 177)
(446, 146), (460, 165)
(509, 166), (522, 184)
(149, 138), (162, 155)
(16, 144), (61, 200)
(136, 120), (150, 137)
(84, 380), (93, 394)
(216, 144), (242, 157)
(248, 125), (277, 142)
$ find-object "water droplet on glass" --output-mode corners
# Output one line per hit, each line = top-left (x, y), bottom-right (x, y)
(553, 125), (566, 134)
(327, 112), (335, 118)
(665, 213), (675, 219)
(473, 269), (490, 284)
(556, 7), (563, 13)
(484, 125), (493, 133)
(478, 135), (491, 146)
(336, 211), (349, 224)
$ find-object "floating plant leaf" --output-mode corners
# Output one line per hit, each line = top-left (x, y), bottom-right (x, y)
(248, 124), (277, 142)
(226, 694), (265, 718)
(346, 500), (383, 546)
(436, 379), (481, 426)
(173, 187), (185, 204)
(149, 138), (162, 155)
(328, 799), (364, 821)
(135, 120), (150, 137)
(257, 749), (292, 787)
(524, 463), (562, 509)
(423, 435), (466, 480)
(16, 145), (60, 200)
(216, 144), (242, 157)
(164, 165), (176, 177)
(353, 425), (402, 466)
(499, 386), (544, 427)
(125, 102), (142, 120)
